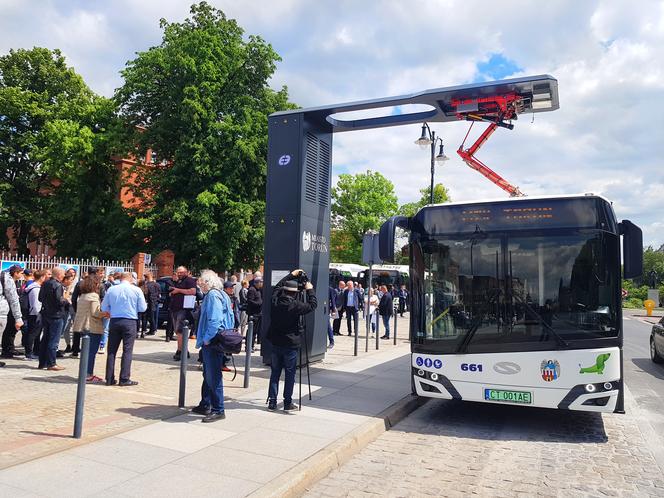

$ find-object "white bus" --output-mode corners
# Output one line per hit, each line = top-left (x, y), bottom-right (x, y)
(379, 194), (643, 413)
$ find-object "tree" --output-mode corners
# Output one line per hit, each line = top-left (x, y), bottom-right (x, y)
(115, 2), (294, 270)
(331, 170), (398, 262)
(0, 47), (136, 257)
(398, 183), (451, 217)
(330, 229), (361, 263)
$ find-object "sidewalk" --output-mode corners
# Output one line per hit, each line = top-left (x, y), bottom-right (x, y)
(0, 317), (414, 497)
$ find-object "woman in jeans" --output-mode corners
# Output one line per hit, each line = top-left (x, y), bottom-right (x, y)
(71, 274), (105, 384)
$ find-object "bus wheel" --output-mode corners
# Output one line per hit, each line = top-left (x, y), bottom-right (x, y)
(650, 337), (663, 364)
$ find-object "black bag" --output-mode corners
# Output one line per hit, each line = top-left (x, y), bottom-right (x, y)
(211, 328), (243, 354)
(19, 286), (34, 318)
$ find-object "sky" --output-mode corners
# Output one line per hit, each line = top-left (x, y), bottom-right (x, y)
(2, 0), (663, 248)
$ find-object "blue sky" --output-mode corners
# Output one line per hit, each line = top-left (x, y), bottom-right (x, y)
(2, 0), (664, 248)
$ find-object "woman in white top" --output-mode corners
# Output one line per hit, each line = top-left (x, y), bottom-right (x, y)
(365, 291), (380, 338)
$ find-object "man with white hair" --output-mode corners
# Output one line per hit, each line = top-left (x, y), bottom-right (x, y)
(101, 272), (147, 386)
(191, 269), (234, 422)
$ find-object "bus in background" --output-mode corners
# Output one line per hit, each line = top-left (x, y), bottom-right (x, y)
(379, 194), (642, 413)
(358, 264), (409, 292)
(329, 263), (364, 288)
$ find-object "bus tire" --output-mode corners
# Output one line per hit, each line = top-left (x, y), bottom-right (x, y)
(650, 337), (663, 364)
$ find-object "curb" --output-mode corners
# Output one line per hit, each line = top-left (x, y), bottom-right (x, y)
(249, 394), (427, 498)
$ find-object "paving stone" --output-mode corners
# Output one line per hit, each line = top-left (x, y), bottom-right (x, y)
(304, 398), (664, 498)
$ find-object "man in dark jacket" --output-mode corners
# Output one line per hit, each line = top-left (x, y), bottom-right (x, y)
(332, 281), (345, 336)
(379, 285), (393, 340)
(327, 286), (335, 349)
(397, 284), (408, 317)
(246, 277), (263, 350)
(144, 273), (161, 335)
(266, 270), (317, 411)
(38, 267), (68, 371)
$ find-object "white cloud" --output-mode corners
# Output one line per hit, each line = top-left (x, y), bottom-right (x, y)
(1, 0), (663, 247)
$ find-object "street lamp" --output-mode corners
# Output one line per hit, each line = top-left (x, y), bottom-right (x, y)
(414, 123), (449, 204)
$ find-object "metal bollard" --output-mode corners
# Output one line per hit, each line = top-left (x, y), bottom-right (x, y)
(354, 311), (359, 356)
(375, 312), (380, 350)
(73, 335), (91, 439)
(243, 318), (254, 388)
(394, 312), (398, 345)
(178, 321), (189, 408)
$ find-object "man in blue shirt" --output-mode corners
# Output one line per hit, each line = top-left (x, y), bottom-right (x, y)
(101, 272), (147, 386)
(191, 270), (235, 422)
(343, 281), (363, 337)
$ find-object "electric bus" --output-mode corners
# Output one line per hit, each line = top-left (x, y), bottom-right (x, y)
(357, 264), (409, 291)
(379, 194), (642, 413)
(329, 263), (364, 288)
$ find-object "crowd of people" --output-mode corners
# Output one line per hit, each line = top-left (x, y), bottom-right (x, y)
(0, 262), (408, 422)
(328, 280), (408, 346)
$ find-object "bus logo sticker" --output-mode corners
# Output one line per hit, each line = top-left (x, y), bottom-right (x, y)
(493, 362), (521, 375)
(415, 357), (424, 367)
(424, 358), (433, 368)
(540, 360), (560, 382)
(433, 359), (442, 369)
(579, 353), (611, 374)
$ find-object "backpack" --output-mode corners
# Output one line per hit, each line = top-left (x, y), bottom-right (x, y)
(19, 286), (35, 317)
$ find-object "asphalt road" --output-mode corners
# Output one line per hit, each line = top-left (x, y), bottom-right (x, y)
(622, 312), (664, 468)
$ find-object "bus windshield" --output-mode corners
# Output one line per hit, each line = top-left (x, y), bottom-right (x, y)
(412, 230), (619, 353)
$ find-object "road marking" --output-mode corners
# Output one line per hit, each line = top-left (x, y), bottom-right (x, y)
(623, 317), (631, 321)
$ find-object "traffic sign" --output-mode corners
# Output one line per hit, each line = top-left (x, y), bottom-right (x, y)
(621, 288), (628, 299)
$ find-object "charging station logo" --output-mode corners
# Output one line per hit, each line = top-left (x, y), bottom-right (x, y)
(302, 230), (328, 253)
(302, 231), (312, 252)
(278, 154), (291, 166)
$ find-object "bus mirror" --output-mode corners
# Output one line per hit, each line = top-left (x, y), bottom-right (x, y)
(620, 219), (643, 279)
(379, 216), (409, 263)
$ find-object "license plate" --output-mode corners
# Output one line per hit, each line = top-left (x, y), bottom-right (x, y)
(484, 388), (532, 404)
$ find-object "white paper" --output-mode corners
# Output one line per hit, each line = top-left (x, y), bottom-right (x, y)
(183, 295), (196, 309)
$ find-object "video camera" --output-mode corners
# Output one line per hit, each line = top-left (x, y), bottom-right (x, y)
(292, 270), (309, 291)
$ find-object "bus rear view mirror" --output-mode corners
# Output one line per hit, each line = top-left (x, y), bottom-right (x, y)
(620, 219), (643, 279)
(379, 216), (409, 263)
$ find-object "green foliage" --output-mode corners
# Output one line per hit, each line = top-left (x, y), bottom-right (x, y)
(643, 246), (664, 283)
(330, 229), (361, 263)
(0, 47), (137, 257)
(116, 2), (294, 269)
(331, 170), (398, 243)
(399, 183), (451, 217)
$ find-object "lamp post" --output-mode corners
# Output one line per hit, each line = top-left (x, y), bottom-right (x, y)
(414, 123), (449, 204)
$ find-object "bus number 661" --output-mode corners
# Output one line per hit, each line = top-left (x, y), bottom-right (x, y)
(461, 363), (483, 372)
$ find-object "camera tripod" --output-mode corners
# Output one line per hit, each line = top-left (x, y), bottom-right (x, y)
(297, 288), (312, 411)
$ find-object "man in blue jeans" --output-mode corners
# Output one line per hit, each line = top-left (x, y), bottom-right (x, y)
(266, 270), (318, 411)
(38, 267), (68, 371)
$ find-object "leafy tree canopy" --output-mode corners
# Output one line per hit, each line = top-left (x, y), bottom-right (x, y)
(398, 183), (451, 217)
(0, 47), (136, 257)
(116, 2), (294, 270)
(332, 170), (399, 243)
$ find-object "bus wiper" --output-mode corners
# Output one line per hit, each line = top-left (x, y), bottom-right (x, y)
(456, 318), (483, 353)
(511, 293), (570, 349)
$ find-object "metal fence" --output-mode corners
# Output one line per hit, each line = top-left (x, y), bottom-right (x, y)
(0, 252), (157, 276)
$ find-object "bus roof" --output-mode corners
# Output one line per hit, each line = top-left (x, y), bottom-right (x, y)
(413, 194), (618, 235)
(420, 193), (611, 211)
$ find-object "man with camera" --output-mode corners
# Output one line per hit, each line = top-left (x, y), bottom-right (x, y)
(266, 269), (317, 411)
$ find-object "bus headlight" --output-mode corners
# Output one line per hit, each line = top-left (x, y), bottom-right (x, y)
(417, 369), (425, 377)
(430, 373), (439, 381)
(585, 384), (596, 393)
(603, 382), (613, 391)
